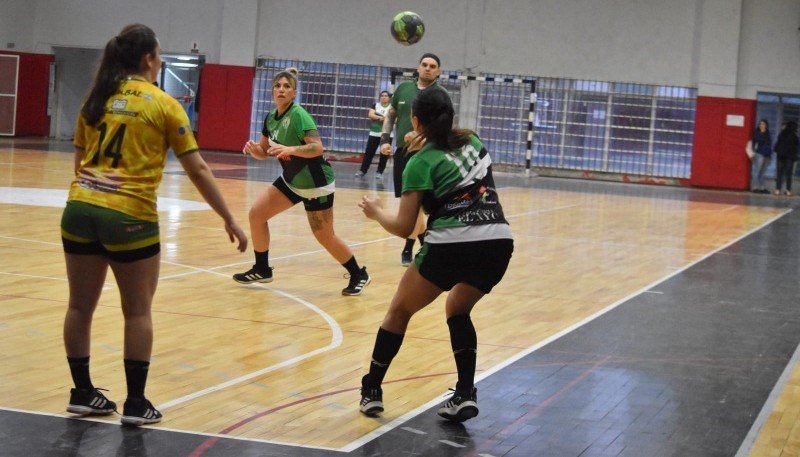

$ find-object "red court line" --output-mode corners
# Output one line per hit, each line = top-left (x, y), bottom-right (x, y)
(188, 372), (456, 456)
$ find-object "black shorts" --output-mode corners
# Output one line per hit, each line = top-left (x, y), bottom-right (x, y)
(273, 176), (334, 211)
(416, 239), (514, 293)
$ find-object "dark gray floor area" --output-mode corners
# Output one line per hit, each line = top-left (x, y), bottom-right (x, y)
(4, 146), (800, 456)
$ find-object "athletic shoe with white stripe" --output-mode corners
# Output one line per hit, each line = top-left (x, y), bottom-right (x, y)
(359, 375), (384, 416)
(342, 267), (371, 296)
(121, 397), (162, 426)
(67, 387), (117, 416)
(437, 387), (479, 422)
(233, 266), (273, 284)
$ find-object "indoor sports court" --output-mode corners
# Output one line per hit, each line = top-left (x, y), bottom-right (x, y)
(3, 138), (800, 456)
(2, 1), (800, 456)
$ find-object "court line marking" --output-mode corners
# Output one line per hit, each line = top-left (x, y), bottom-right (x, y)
(157, 270), (343, 411)
(0, 406), (342, 452)
(736, 275), (800, 457)
(160, 236), (396, 280)
(338, 208), (792, 452)
(2, 190), (790, 452)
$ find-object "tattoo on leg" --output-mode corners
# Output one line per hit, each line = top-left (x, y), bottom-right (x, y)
(307, 208), (332, 232)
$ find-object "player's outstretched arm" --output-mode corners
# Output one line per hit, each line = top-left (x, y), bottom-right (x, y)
(359, 190), (422, 238)
(178, 152), (248, 252)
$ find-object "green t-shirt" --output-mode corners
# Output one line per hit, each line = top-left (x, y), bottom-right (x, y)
(391, 79), (448, 148)
(262, 103), (334, 198)
(402, 134), (512, 243)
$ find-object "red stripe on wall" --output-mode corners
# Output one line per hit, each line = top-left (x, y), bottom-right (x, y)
(197, 64), (255, 152)
(0, 51), (54, 136)
(690, 96), (756, 190)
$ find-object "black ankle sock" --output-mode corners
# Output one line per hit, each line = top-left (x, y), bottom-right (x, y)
(67, 356), (93, 390)
(365, 327), (404, 388)
(447, 314), (477, 393)
(343, 256), (361, 276)
(124, 359), (151, 399)
(254, 250), (270, 271)
(403, 238), (415, 253)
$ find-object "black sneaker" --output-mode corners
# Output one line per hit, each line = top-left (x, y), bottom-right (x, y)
(359, 376), (384, 416)
(66, 388), (117, 416)
(400, 250), (412, 267)
(342, 267), (371, 296)
(437, 387), (478, 423)
(121, 397), (162, 426)
(233, 266), (273, 284)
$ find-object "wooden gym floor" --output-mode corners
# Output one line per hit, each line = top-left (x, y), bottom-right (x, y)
(2, 137), (800, 456)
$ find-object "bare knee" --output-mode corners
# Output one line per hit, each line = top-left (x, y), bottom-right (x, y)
(249, 205), (269, 224)
(311, 228), (335, 246)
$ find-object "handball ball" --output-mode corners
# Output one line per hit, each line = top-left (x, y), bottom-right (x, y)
(391, 11), (425, 46)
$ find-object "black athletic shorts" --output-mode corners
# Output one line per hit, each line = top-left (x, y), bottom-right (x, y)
(416, 238), (514, 293)
(273, 175), (334, 211)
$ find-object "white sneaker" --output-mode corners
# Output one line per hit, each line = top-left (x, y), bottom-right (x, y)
(355, 170), (365, 178)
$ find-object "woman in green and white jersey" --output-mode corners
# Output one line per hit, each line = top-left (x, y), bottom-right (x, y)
(234, 68), (370, 296)
(358, 87), (514, 422)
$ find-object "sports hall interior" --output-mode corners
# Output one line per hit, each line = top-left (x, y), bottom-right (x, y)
(3, 1), (800, 456)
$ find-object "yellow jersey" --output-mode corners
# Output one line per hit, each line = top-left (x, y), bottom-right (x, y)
(70, 79), (198, 222)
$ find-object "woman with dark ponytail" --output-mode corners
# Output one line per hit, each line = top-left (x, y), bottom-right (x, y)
(61, 24), (247, 426)
(358, 87), (514, 422)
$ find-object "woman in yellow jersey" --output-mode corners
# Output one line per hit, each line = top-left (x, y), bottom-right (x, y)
(60, 24), (248, 426)
(233, 68), (371, 296)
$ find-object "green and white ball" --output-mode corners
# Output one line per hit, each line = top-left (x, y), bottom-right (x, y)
(391, 11), (425, 46)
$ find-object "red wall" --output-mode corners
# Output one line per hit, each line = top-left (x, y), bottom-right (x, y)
(690, 96), (756, 190)
(196, 64), (254, 152)
(0, 51), (54, 136)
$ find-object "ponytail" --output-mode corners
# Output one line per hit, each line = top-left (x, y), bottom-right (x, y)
(81, 24), (158, 126)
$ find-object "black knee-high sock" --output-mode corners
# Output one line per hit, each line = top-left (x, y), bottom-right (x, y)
(403, 238), (415, 253)
(447, 314), (477, 393)
(124, 359), (151, 399)
(365, 327), (404, 388)
(342, 256), (361, 276)
(417, 233), (425, 245)
(254, 250), (270, 270)
(67, 356), (93, 390)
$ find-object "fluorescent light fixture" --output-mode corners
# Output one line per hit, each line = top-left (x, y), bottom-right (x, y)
(171, 62), (198, 68)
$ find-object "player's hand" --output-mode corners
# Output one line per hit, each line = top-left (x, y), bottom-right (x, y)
(225, 220), (248, 253)
(358, 195), (383, 220)
(379, 143), (392, 156)
(243, 140), (259, 155)
(268, 144), (292, 160)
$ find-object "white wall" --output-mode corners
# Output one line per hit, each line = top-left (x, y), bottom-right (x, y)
(26, 0), (225, 60)
(0, 0), (36, 52)
(253, 0), (799, 98)
(4, 0), (799, 99)
(737, 0), (800, 98)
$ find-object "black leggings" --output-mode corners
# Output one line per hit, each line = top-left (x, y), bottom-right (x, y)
(359, 136), (388, 174)
(775, 158), (796, 192)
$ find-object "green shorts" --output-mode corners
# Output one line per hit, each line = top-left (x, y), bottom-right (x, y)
(60, 200), (160, 262)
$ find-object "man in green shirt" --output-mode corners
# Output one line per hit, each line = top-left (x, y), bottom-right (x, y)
(379, 53), (449, 266)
